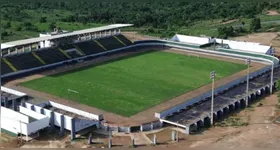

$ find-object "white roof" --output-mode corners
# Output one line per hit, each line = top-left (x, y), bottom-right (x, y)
(171, 34), (211, 45)
(1, 24), (133, 49)
(1, 86), (27, 97)
(215, 39), (271, 54)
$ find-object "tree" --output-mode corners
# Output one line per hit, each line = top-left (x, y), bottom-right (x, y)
(250, 18), (261, 32)
(217, 26), (234, 39)
(4, 22), (11, 28)
(49, 22), (56, 31)
(40, 16), (47, 23)
(15, 25), (22, 31)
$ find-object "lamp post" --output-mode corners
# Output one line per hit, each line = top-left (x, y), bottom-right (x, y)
(246, 58), (251, 107)
(270, 53), (275, 94)
(0, 6), (2, 137)
(210, 71), (216, 126)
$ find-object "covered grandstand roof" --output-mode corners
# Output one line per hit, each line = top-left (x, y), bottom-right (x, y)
(170, 34), (212, 46)
(1, 24), (133, 49)
(215, 39), (272, 54)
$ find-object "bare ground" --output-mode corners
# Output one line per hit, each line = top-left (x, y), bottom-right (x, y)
(267, 10), (280, 16)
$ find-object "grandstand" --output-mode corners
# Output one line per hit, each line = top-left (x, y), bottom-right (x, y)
(1, 24), (134, 78)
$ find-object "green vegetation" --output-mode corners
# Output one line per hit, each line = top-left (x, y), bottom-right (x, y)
(1, 1), (280, 42)
(20, 51), (246, 116)
(215, 116), (249, 127)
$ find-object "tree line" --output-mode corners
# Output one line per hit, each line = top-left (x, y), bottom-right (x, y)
(1, 1), (280, 38)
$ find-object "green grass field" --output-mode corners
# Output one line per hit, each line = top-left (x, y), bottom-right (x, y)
(21, 51), (247, 116)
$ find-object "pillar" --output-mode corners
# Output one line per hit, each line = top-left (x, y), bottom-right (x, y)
(29, 45), (32, 51)
(150, 122), (154, 130)
(185, 126), (190, 135)
(8, 49), (11, 55)
(171, 130), (176, 141)
(21, 101), (26, 107)
(12, 99), (17, 111)
(50, 111), (55, 129)
(71, 118), (76, 140)
(153, 134), (157, 145)
(131, 138), (135, 148)
(30, 105), (35, 111)
(114, 29), (116, 35)
(100, 32), (102, 37)
(40, 108), (44, 115)
(88, 133), (92, 145)
(108, 137), (112, 148)
(4, 97), (8, 108)
(60, 115), (65, 136)
(15, 48), (18, 54)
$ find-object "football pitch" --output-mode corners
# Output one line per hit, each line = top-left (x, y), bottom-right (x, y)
(20, 50), (247, 117)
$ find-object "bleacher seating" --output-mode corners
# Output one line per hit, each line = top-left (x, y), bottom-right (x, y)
(116, 34), (133, 45)
(97, 36), (124, 50)
(2, 34), (133, 76)
(2, 61), (14, 74)
(35, 48), (69, 64)
(60, 44), (75, 50)
(67, 51), (82, 58)
(5, 53), (42, 70)
(74, 41), (105, 55)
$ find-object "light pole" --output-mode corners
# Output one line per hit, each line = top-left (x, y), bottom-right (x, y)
(246, 58), (251, 107)
(270, 54), (275, 94)
(210, 71), (216, 126)
(0, 6), (2, 137)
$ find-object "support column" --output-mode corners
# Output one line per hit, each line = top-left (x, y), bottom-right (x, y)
(153, 134), (157, 145)
(150, 122), (154, 130)
(100, 32), (102, 37)
(50, 111), (55, 129)
(12, 99), (17, 111)
(171, 130), (176, 141)
(8, 49), (10, 55)
(88, 133), (93, 145)
(30, 105), (35, 111)
(71, 118), (76, 140)
(185, 126), (190, 135)
(4, 97), (8, 108)
(131, 138), (135, 148)
(21, 101), (26, 107)
(60, 115), (65, 136)
(29, 45), (32, 51)
(40, 108), (44, 115)
(108, 137), (112, 148)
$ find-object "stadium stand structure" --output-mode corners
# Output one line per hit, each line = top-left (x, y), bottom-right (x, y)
(1, 35), (133, 77)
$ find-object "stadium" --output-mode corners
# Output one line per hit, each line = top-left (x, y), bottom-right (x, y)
(1, 24), (279, 140)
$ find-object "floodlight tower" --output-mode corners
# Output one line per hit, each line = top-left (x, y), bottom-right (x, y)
(246, 58), (251, 107)
(210, 71), (216, 126)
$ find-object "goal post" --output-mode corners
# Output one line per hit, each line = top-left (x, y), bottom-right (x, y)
(67, 89), (80, 98)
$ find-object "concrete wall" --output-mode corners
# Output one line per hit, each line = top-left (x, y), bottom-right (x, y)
(49, 101), (103, 121)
